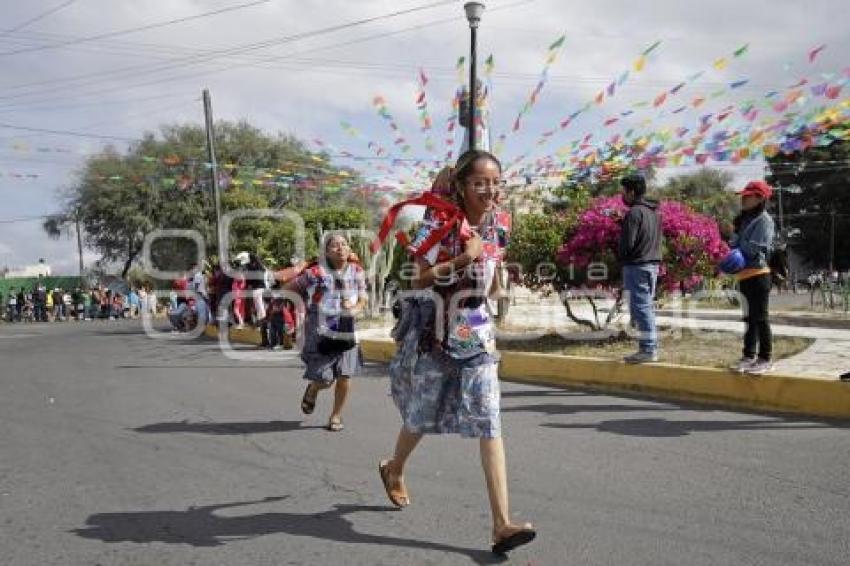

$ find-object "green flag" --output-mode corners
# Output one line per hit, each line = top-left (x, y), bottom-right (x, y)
(642, 40), (662, 55)
(733, 43), (749, 57)
(548, 34), (566, 50)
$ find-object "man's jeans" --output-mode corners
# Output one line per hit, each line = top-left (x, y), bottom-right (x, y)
(623, 263), (659, 354)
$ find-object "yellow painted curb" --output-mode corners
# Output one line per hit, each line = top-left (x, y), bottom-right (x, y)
(205, 324), (263, 345)
(360, 339), (850, 420)
(207, 326), (850, 419)
(496, 351), (850, 419)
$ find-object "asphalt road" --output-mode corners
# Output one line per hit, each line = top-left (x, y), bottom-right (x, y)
(1, 320), (849, 566)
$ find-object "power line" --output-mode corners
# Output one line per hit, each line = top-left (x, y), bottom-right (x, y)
(0, 0), (77, 37)
(0, 0), (534, 116)
(0, 0), (271, 57)
(0, 1), (528, 95)
(0, 123), (137, 142)
(0, 91), (192, 114)
(0, 0), (458, 105)
(0, 0), (535, 117)
(0, 214), (53, 225)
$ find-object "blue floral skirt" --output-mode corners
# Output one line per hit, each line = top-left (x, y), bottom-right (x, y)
(389, 297), (501, 439)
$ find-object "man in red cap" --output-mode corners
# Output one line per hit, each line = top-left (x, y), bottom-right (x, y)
(730, 180), (776, 375)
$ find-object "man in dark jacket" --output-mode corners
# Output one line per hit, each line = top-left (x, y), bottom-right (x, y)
(618, 174), (662, 363)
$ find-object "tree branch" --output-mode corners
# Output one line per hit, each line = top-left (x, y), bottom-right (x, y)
(604, 289), (624, 326)
(561, 294), (599, 331)
(586, 295), (601, 328)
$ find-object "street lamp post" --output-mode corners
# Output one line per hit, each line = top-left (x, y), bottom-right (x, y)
(464, 2), (485, 151)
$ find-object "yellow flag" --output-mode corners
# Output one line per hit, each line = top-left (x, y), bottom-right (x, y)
(634, 55), (646, 72)
(713, 58), (728, 70)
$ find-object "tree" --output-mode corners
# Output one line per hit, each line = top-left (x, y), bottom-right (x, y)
(655, 168), (739, 236)
(46, 146), (211, 278)
(765, 123), (850, 270)
(557, 196), (729, 292)
(510, 195), (729, 331)
(45, 121), (365, 278)
(507, 211), (614, 329)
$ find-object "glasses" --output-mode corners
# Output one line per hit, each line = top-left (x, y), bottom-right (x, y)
(467, 178), (507, 194)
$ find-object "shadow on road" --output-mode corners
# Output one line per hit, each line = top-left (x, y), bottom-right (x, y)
(72, 497), (505, 564)
(116, 362), (303, 369)
(132, 420), (320, 435)
(542, 417), (841, 438)
(503, 403), (678, 416)
(500, 389), (587, 399)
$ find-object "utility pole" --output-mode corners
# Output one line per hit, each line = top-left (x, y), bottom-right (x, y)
(777, 185), (784, 238)
(829, 209), (836, 273)
(75, 213), (84, 280)
(203, 89), (223, 260)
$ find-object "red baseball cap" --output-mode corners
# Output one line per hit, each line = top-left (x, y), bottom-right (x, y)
(737, 180), (773, 199)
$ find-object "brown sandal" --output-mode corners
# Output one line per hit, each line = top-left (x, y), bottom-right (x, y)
(378, 459), (409, 508)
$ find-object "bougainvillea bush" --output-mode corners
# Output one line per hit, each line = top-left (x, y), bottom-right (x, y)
(556, 195), (729, 292)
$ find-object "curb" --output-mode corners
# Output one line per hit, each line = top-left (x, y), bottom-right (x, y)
(205, 325), (850, 419)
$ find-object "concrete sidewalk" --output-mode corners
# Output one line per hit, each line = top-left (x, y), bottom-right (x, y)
(498, 301), (850, 379)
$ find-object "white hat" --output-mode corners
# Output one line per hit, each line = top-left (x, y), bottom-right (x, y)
(234, 251), (250, 266)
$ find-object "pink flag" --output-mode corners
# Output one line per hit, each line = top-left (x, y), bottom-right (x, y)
(808, 44), (826, 63)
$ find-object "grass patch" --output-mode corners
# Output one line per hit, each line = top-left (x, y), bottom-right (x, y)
(497, 329), (813, 369)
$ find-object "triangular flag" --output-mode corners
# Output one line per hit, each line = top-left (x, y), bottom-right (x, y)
(642, 40), (662, 55)
(670, 82), (686, 95)
(825, 85), (843, 99)
(634, 56), (646, 72)
(733, 44), (749, 57)
(713, 58), (728, 70)
(548, 34), (566, 50)
(809, 44), (826, 63)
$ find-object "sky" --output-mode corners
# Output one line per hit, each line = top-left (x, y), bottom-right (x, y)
(0, 0), (848, 274)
